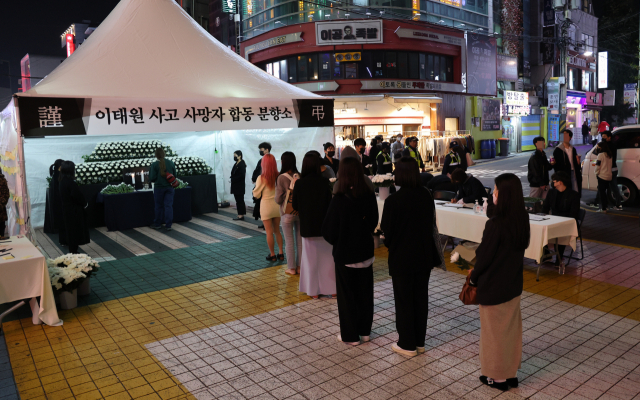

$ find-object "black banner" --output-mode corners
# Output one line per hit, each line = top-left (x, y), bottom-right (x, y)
(294, 99), (335, 128)
(466, 34), (497, 96)
(17, 97), (89, 138)
(541, 26), (555, 65)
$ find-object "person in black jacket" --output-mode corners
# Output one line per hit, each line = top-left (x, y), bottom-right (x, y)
(322, 157), (378, 346)
(50, 159), (66, 244)
(552, 130), (582, 197)
(403, 137), (425, 171)
(527, 136), (552, 199)
(252, 142), (272, 228)
(470, 173), (530, 392)
(323, 142), (340, 176)
(354, 138), (373, 176)
(230, 150), (247, 220)
(441, 141), (467, 177)
(58, 161), (90, 254)
(542, 171), (580, 265)
(376, 142), (393, 175)
(381, 157), (443, 357)
(292, 152), (335, 299)
(450, 169), (486, 204)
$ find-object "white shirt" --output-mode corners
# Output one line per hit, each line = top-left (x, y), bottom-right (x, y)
(564, 144), (574, 170)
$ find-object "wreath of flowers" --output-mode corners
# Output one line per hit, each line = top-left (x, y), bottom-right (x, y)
(48, 254), (100, 294)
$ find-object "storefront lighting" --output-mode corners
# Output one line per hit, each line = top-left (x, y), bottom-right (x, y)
(583, 50), (593, 56)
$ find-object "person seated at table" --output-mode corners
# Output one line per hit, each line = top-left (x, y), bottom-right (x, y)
(58, 161), (90, 254)
(542, 171), (580, 266)
(427, 174), (457, 193)
(450, 169), (486, 205)
(150, 147), (177, 231)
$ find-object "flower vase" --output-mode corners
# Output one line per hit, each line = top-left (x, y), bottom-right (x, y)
(59, 289), (77, 310)
(379, 186), (390, 201)
(78, 277), (91, 296)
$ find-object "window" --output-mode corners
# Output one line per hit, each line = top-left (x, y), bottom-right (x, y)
(581, 33), (594, 54)
(308, 54), (318, 80)
(297, 55), (307, 82)
(372, 51), (385, 77)
(427, 54), (434, 81)
(287, 57), (297, 83)
(614, 129), (640, 149)
(409, 53), (420, 79)
(385, 52), (397, 79)
(332, 56), (343, 79)
(345, 63), (358, 79)
(433, 55), (440, 80)
(582, 70), (592, 92)
(419, 53), (426, 80)
(279, 59), (288, 82)
(320, 53), (331, 80)
(398, 52), (408, 79)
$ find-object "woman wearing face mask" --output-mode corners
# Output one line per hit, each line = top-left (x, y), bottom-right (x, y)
(230, 150), (247, 221)
(323, 143), (340, 176)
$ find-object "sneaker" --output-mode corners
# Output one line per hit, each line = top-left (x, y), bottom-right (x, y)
(151, 224), (161, 229)
(337, 334), (359, 346)
(416, 346), (425, 354)
(596, 209), (607, 213)
(360, 336), (370, 343)
(614, 206), (623, 211)
(391, 343), (417, 357)
(586, 203), (598, 208)
(165, 227), (173, 231)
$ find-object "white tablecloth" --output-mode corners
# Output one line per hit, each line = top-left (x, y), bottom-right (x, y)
(377, 199), (578, 263)
(0, 236), (63, 326)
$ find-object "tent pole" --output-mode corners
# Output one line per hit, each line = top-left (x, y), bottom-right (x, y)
(13, 97), (35, 243)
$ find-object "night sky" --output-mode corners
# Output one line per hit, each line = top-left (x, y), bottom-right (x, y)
(0, 0), (120, 93)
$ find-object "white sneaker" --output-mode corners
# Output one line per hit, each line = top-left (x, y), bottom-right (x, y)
(416, 346), (425, 354)
(360, 336), (370, 342)
(337, 333), (359, 346)
(597, 209), (607, 213)
(614, 206), (623, 211)
(391, 343), (417, 357)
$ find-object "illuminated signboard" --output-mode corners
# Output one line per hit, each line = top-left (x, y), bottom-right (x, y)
(504, 90), (528, 106)
(65, 34), (75, 57)
(598, 52), (608, 89)
(316, 20), (383, 46)
(223, 0), (236, 13)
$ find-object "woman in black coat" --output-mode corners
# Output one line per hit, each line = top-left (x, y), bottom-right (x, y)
(380, 157), (444, 357)
(50, 159), (66, 244)
(230, 150), (247, 221)
(322, 157), (379, 345)
(58, 161), (90, 254)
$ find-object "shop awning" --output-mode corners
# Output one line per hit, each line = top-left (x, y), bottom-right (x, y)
(392, 96), (443, 104)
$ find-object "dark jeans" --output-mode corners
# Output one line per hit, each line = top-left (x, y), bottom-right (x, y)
(233, 192), (246, 216)
(597, 177), (610, 211)
(335, 263), (374, 343)
(607, 172), (622, 207)
(392, 268), (432, 351)
(153, 187), (175, 227)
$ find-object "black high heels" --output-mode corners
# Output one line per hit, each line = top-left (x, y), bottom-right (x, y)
(266, 254), (277, 261)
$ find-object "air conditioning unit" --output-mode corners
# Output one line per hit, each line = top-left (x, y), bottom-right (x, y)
(334, 52), (362, 62)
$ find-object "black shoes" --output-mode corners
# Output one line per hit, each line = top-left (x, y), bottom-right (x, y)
(266, 254), (277, 261)
(479, 376), (516, 391)
(258, 224), (265, 229)
(233, 216), (245, 221)
(277, 254), (284, 261)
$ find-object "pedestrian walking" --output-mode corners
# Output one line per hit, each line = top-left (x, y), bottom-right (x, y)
(354, 138), (373, 176)
(58, 161), (90, 254)
(542, 172), (580, 266)
(292, 152), (335, 299)
(601, 131), (622, 210)
(252, 142), (272, 229)
(230, 150), (247, 220)
(552, 129), (582, 196)
(470, 173), (530, 391)
(275, 151), (302, 275)
(322, 157), (378, 345)
(527, 136), (552, 199)
(594, 141), (613, 213)
(253, 154), (284, 261)
(150, 148), (177, 230)
(582, 120), (590, 145)
(381, 157), (444, 357)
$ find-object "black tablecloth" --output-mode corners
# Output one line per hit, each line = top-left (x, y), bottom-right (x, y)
(96, 188), (192, 231)
(44, 174), (216, 231)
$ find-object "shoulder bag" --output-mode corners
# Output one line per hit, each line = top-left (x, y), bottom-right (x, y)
(282, 173), (299, 215)
(459, 274), (478, 305)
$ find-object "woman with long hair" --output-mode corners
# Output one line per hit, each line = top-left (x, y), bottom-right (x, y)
(58, 161), (90, 253)
(275, 151), (302, 274)
(253, 154), (283, 261)
(470, 173), (530, 391)
(293, 152), (335, 299)
(150, 147), (177, 230)
(322, 157), (379, 345)
(230, 150), (247, 220)
(595, 141), (613, 213)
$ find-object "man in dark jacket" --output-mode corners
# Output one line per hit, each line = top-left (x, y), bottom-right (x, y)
(581, 121), (590, 145)
(450, 169), (486, 204)
(542, 171), (580, 265)
(252, 142), (272, 228)
(527, 136), (552, 199)
(354, 138), (373, 176)
(552, 129), (582, 197)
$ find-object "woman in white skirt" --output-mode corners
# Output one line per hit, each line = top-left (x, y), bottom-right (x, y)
(292, 152), (336, 299)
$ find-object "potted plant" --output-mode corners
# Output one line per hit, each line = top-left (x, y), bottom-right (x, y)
(48, 254), (100, 309)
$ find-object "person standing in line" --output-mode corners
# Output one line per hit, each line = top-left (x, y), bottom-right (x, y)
(253, 154), (284, 262)
(323, 142), (340, 176)
(230, 150), (247, 221)
(275, 152), (302, 274)
(376, 142), (393, 175)
(391, 134), (405, 162)
(293, 152), (336, 299)
(542, 172), (580, 266)
(594, 141), (613, 213)
(58, 161), (90, 254)
(403, 137), (425, 171)
(354, 138), (373, 176)
(469, 173), (530, 392)
(381, 157), (444, 357)
(552, 129), (582, 196)
(150, 148), (177, 231)
(601, 130), (623, 210)
(0, 169), (10, 240)
(252, 142), (272, 229)
(582, 120), (590, 145)
(527, 136), (552, 199)
(369, 138), (380, 175)
(441, 141), (467, 177)
(322, 158), (378, 345)
(50, 159), (66, 244)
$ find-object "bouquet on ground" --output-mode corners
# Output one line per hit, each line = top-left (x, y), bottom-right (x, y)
(450, 242), (478, 271)
(371, 173), (395, 188)
(48, 254), (100, 293)
(101, 183), (135, 194)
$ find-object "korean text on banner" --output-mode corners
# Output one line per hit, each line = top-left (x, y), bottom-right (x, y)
(466, 33), (497, 96)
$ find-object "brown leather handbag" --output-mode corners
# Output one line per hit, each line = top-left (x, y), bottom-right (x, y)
(459, 274), (478, 305)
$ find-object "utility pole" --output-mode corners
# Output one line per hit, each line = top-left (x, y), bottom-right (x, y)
(559, 0), (570, 125)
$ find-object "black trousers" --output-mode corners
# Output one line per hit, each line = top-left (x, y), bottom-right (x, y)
(233, 192), (246, 216)
(0, 220), (5, 237)
(335, 263), (374, 343)
(597, 177), (610, 210)
(392, 268), (432, 351)
(69, 244), (80, 254)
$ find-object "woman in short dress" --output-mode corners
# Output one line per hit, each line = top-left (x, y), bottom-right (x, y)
(253, 154), (283, 261)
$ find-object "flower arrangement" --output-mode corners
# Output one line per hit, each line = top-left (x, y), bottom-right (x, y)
(47, 254), (100, 293)
(82, 140), (177, 162)
(175, 178), (189, 189)
(371, 173), (395, 188)
(329, 177), (336, 190)
(450, 252), (473, 271)
(75, 156), (212, 185)
(101, 183), (135, 195)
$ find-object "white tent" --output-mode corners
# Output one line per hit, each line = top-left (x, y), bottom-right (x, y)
(0, 0), (333, 234)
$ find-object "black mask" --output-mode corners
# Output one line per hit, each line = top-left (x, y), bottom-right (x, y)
(327, 151), (335, 158)
(234, 156), (239, 161)
(259, 150), (264, 156)
(358, 147), (365, 154)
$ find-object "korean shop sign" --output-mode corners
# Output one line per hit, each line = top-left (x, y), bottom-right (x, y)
(315, 20), (383, 46)
(503, 91), (529, 107)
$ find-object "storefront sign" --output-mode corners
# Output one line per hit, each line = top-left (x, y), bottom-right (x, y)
(548, 115), (560, 141)
(497, 54), (518, 82)
(567, 54), (589, 69)
(598, 52), (608, 88)
(502, 104), (531, 116)
(603, 90), (615, 106)
(543, 0), (555, 26)
(361, 80), (465, 93)
(334, 116), (423, 126)
(438, 0), (461, 7)
(541, 26), (555, 65)
(547, 78), (560, 112)
(244, 32), (303, 60)
(315, 20), (383, 46)
(394, 28), (464, 46)
(222, 0), (235, 13)
(586, 91), (602, 106)
(504, 90), (528, 106)
(481, 99), (501, 131)
(467, 33), (497, 96)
